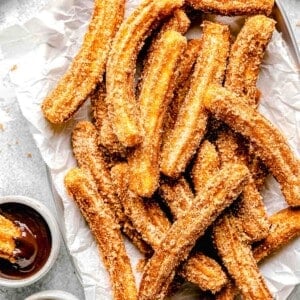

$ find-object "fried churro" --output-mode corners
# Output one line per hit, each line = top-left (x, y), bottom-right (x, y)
(192, 140), (220, 195)
(216, 207), (300, 299)
(64, 168), (137, 300)
(91, 82), (127, 156)
(225, 15), (276, 105)
(113, 162), (228, 293)
(112, 163), (170, 250)
(253, 207), (300, 262)
(106, 0), (184, 147)
(214, 214), (272, 300)
(42, 0), (125, 124)
(0, 215), (21, 263)
(72, 121), (151, 255)
(186, 0), (274, 16)
(216, 131), (270, 242)
(159, 177), (194, 220)
(128, 30), (187, 197)
(163, 39), (202, 133)
(161, 21), (230, 178)
(139, 163), (249, 299)
(203, 84), (300, 207)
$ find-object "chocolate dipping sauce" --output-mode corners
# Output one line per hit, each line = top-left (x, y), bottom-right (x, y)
(0, 203), (52, 280)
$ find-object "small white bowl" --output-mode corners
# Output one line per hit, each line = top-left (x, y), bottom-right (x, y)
(0, 195), (61, 288)
(25, 290), (80, 300)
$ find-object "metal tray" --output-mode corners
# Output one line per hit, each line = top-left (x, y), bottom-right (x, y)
(274, 0), (300, 70)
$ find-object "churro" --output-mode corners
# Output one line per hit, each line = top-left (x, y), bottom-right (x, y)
(139, 163), (249, 299)
(112, 162), (228, 293)
(163, 39), (202, 133)
(64, 168), (137, 300)
(225, 15), (276, 105)
(72, 121), (151, 255)
(161, 21), (230, 178)
(216, 130), (270, 242)
(186, 0), (274, 16)
(128, 30), (187, 197)
(192, 140), (219, 195)
(42, 0), (125, 124)
(0, 215), (21, 263)
(203, 84), (300, 207)
(159, 177), (194, 220)
(253, 207), (300, 261)
(214, 214), (272, 300)
(216, 207), (300, 299)
(106, 0), (184, 147)
(91, 82), (127, 156)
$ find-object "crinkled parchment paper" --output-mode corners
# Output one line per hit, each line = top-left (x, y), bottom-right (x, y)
(1, 0), (300, 299)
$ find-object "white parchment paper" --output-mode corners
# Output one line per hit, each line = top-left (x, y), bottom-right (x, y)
(1, 0), (300, 299)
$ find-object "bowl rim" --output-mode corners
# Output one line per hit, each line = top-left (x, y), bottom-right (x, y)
(24, 289), (80, 300)
(0, 195), (61, 288)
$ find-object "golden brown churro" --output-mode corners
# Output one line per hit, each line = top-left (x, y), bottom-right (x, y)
(64, 168), (137, 300)
(129, 30), (187, 197)
(111, 163), (170, 250)
(91, 82), (127, 156)
(192, 140), (220, 195)
(159, 177), (194, 220)
(163, 39), (202, 133)
(203, 84), (300, 207)
(216, 208), (300, 299)
(106, 0), (184, 147)
(216, 131), (270, 242)
(139, 163), (249, 299)
(186, 0), (274, 16)
(112, 162), (228, 293)
(0, 215), (21, 263)
(214, 214), (272, 300)
(225, 15), (276, 105)
(161, 21), (230, 178)
(253, 207), (300, 262)
(72, 121), (151, 255)
(42, 0), (125, 124)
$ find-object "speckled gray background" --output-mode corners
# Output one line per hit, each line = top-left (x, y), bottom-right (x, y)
(0, 0), (299, 299)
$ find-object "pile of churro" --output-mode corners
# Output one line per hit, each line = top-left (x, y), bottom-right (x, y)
(42, 0), (300, 299)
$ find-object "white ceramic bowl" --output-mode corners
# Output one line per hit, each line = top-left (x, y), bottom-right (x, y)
(25, 290), (80, 300)
(0, 195), (61, 288)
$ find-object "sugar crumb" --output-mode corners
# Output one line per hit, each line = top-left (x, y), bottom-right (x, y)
(0, 123), (4, 131)
(10, 65), (17, 72)
(27, 153), (32, 158)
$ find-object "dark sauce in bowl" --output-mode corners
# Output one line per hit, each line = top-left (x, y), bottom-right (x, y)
(0, 203), (52, 280)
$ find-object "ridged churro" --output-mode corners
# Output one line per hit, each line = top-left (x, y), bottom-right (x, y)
(163, 39), (202, 133)
(214, 214), (272, 300)
(112, 162), (228, 293)
(186, 0), (274, 16)
(216, 207), (300, 299)
(106, 0), (184, 147)
(0, 215), (21, 263)
(42, 0), (125, 124)
(253, 207), (300, 262)
(91, 82), (127, 156)
(225, 15), (276, 105)
(216, 131), (270, 242)
(203, 84), (300, 207)
(161, 21), (230, 178)
(140, 9), (190, 81)
(72, 121), (151, 255)
(64, 168), (138, 300)
(192, 140), (220, 195)
(159, 177), (194, 220)
(129, 30), (187, 197)
(112, 162), (170, 250)
(139, 163), (249, 299)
